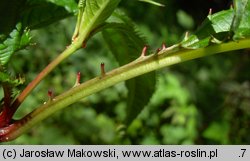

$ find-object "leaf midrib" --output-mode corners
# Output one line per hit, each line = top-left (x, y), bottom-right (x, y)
(80, 0), (111, 34)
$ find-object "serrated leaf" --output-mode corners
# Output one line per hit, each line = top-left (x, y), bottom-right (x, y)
(125, 73), (156, 125)
(0, 71), (24, 87)
(102, 12), (156, 125)
(0, 23), (31, 66)
(21, 1), (72, 29)
(181, 8), (234, 49)
(79, 0), (121, 35)
(233, 0), (250, 39)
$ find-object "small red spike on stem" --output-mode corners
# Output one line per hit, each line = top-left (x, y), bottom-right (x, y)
(141, 45), (148, 57)
(101, 63), (106, 77)
(48, 89), (53, 101)
(74, 72), (81, 87)
(77, 72), (81, 83)
(161, 43), (166, 50)
(209, 8), (212, 16)
(156, 48), (161, 54)
(82, 41), (86, 48)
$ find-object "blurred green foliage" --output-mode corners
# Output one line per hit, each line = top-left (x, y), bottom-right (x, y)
(1, 0), (250, 144)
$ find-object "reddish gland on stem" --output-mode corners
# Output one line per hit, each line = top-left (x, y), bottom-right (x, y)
(101, 63), (105, 76)
(162, 43), (166, 50)
(82, 42), (86, 48)
(77, 72), (81, 84)
(209, 8), (212, 15)
(48, 90), (53, 99)
(74, 72), (81, 86)
(156, 48), (161, 53)
(141, 45), (148, 57)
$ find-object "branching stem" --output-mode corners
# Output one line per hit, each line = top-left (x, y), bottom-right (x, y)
(10, 42), (82, 119)
(1, 38), (250, 141)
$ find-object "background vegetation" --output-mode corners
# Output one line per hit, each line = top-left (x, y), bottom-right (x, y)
(1, 0), (250, 144)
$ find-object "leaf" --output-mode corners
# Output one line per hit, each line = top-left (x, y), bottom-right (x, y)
(0, 23), (31, 66)
(232, 0), (250, 39)
(0, 0), (72, 32)
(0, 71), (25, 87)
(79, 0), (121, 35)
(138, 0), (165, 7)
(46, 0), (78, 13)
(102, 12), (156, 125)
(125, 74), (156, 125)
(181, 8), (234, 49)
(20, 1), (72, 29)
(181, 0), (250, 48)
(0, 0), (27, 35)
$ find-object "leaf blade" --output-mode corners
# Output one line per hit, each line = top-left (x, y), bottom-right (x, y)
(102, 13), (156, 125)
(181, 8), (234, 49)
(20, 1), (72, 29)
(79, 0), (121, 35)
(233, 0), (250, 39)
(0, 23), (31, 66)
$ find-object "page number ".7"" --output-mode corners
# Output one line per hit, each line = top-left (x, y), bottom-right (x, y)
(240, 149), (246, 157)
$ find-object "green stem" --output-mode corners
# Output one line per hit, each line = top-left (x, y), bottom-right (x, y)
(72, 0), (86, 41)
(3, 38), (250, 141)
(10, 0), (94, 114)
(10, 41), (82, 116)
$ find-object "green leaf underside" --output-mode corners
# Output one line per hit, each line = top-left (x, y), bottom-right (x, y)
(181, 0), (250, 49)
(0, 0), (26, 35)
(0, 23), (31, 66)
(0, 0), (73, 32)
(102, 12), (156, 125)
(233, 0), (250, 39)
(21, 1), (72, 29)
(0, 0), (73, 62)
(79, 0), (121, 35)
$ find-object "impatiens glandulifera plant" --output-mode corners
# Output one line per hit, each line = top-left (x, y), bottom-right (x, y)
(0, 0), (250, 142)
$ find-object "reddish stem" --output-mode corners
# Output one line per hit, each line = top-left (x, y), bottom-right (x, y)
(9, 43), (80, 122)
(0, 85), (13, 127)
